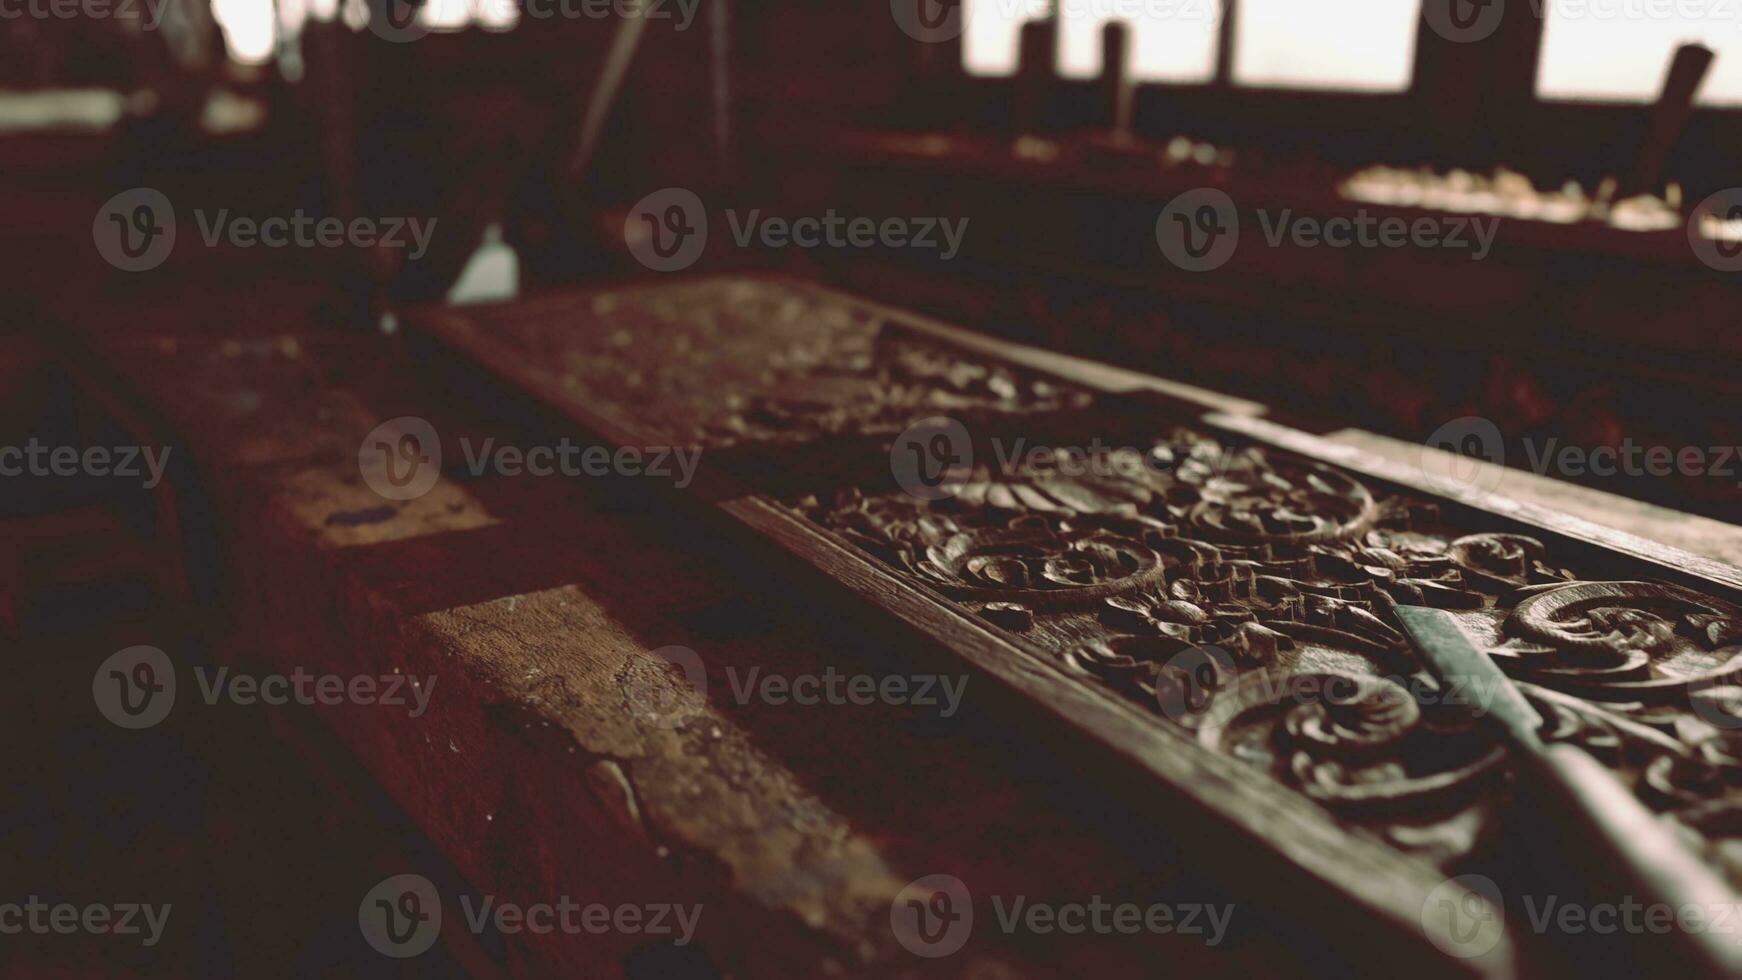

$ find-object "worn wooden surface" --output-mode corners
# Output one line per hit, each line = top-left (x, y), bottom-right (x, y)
(56, 273), (1742, 978)
(407, 279), (1503, 970)
(63, 323), (1343, 977)
(404, 276), (1742, 977)
(1327, 429), (1742, 569)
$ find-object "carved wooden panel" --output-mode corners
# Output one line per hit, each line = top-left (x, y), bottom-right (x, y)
(458, 282), (1092, 450)
(790, 424), (1742, 876)
(410, 275), (1742, 968)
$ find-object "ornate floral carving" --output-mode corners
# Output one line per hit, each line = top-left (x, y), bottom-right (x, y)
(484, 279), (1093, 449)
(795, 424), (1742, 876)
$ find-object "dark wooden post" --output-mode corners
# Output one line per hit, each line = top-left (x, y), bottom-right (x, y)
(1014, 16), (1057, 134)
(1099, 19), (1134, 141)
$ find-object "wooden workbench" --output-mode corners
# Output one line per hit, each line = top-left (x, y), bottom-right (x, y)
(57, 327), (1319, 977)
(50, 276), (1742, 978)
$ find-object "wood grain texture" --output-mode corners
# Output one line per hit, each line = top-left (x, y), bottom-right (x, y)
(1326, 428), (1742, 569)
(62, 269), (1742, 977)
(60, 323), (1347, 978)
(1212, 413), (1742, 600)
(403, 274), (1742, 977)
(404, 276), (1539, 974)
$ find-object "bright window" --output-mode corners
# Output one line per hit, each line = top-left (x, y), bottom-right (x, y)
(964, 0), (1414, 90)
(212, 0), (278, 63)
(1057, 0), (1221, 82)
(964, 0), (1051, 76)
(1233, 0), (1420, 91)
(967, 0), (1218, 80)
(1538, 7), (1741, 105)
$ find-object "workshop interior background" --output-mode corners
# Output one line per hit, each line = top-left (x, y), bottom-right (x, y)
(7, 0), (1742, 977)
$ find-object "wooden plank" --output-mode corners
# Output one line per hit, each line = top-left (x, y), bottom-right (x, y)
(722, 494), (1498, 976)
(404, 276), (1531, 974)
(1325, 427), (1742, 569)
(404, 274), (1742, 977)
(786, 279), (1267, 417)
(67, 325), (1358, 978)
(1210, 413), (1742, 601)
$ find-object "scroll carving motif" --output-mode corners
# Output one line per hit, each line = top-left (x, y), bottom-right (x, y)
(428, 277), (1742, 886)
(794, 427), (1742, 877)
(475, 281), (1090, 449)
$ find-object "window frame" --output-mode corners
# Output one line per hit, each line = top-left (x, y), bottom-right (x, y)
(946, 0), (1742, 189)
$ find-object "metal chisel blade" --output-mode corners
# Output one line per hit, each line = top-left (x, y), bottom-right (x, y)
(1391, 603), (1545, 746)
